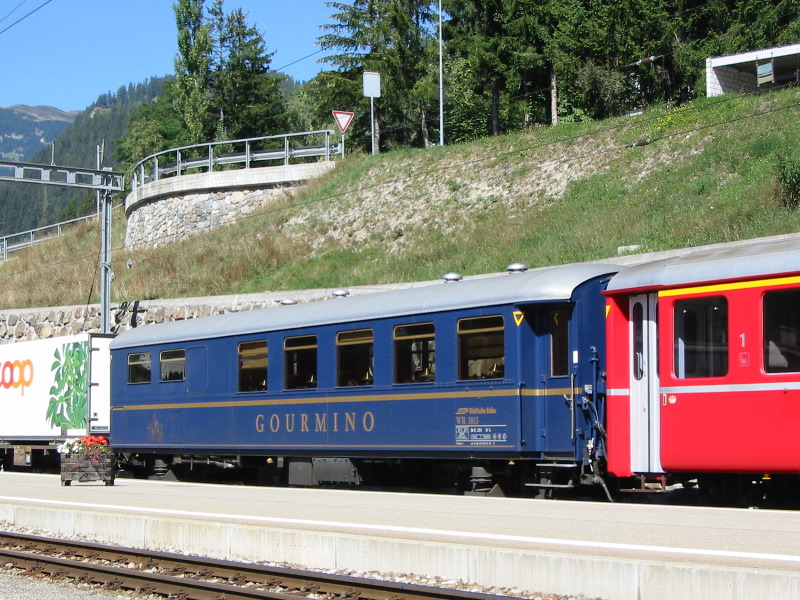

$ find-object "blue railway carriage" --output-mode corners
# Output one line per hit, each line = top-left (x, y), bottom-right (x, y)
(109, 263), (617, 496)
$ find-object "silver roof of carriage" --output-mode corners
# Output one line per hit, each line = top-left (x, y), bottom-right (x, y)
(111, 262), (620, 349)
(606, 234), (800, 293)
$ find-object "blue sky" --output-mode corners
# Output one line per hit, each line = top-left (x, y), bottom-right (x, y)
(0, 0), (335, 111)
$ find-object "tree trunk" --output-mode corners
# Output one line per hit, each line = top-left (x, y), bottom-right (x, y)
(550, 67), (558, 125)
(419, 100), (431, 147)
(491, 79), (501, 136)
(373, 104), (381, 153)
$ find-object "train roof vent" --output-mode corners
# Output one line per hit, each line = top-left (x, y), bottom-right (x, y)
(276, 298), (298, 305)
(331, 289), (350, 298)
(506, 262), (529, 273)
(442, 272), (463, 282)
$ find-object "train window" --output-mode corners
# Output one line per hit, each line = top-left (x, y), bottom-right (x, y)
(550, 309), (570, 377)
(238, 340), (268, 392)
(458, 315), (505, 380)
(285, 335), (317, 389)
(674, 297), (728, 378)
(160, 349), (186, 381)
(394, 323), (435, 383)
(763, 289), (800, 373)
(127, 352), (151, 384)
(337, 329), (374, 386)
(632, 302), (644, 381)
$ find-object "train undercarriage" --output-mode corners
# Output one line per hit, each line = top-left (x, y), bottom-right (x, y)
(111, 451), (800, 508)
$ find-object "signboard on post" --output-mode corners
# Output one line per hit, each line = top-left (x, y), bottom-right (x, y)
(363, 71), (381, 98)
(363, 71), (381, 154)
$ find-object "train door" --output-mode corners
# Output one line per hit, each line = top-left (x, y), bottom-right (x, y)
(629, 294), (663, 473)
(541, 306), (575, 455)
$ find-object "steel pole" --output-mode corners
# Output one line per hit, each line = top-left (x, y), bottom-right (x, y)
(439, 0), (445, 146)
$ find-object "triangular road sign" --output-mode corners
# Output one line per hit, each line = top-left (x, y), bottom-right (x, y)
(332, 110), (355, 133)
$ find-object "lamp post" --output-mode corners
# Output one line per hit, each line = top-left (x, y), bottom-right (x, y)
(438, 0), (444, 146)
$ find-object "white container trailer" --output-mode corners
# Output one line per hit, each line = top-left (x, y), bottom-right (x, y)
(0, 333), (112, 469)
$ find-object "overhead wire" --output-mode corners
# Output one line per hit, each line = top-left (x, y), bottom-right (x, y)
(0, 0), (31, 26)
(0, 0), (54, 37)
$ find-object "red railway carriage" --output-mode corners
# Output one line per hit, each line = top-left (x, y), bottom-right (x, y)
(604, 236), (800, 499)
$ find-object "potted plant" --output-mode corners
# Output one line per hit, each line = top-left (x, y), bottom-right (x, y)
(58, 435), (115, 486)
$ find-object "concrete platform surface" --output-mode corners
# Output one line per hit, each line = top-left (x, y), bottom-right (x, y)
(0, 472), (798, 600)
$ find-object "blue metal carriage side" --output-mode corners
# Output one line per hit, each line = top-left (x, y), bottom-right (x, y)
(110, 262), (617, 495)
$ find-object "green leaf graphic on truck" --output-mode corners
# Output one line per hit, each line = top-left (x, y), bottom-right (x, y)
(46, 341), (89, 429)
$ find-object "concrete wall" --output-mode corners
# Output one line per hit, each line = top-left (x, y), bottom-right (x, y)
(706, 61), (758, 97)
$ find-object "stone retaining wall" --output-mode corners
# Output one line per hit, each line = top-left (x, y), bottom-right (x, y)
(122, 162), (335, 250)
(0, 281), (428, 344)
(0, 296), (288, 344)
(124, 186), (293, 249)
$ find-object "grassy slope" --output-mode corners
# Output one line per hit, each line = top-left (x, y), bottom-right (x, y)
(2, 88), (800, 310)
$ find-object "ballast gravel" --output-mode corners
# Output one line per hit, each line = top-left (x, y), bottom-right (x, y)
(0, 570), (151, 600)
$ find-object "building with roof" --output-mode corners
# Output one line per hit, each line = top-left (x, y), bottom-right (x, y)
(706, 43), (800, 96)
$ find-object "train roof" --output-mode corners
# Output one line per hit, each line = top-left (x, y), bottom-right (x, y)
(606, 234), (800, 293)
(111, 262), (619, 350)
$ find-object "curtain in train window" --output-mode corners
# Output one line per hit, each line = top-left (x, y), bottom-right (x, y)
(284, 335), (317, 389)
(337, 329), (374, 386)
(127, 352), (151, 383)
(763, 289), (800, 373)
(458, 315), (505, 380)
(673, 297), (728, 378)
(160, 349), (186, 381)
(394, 323), (435, 383)
(238, 340), (268, 392)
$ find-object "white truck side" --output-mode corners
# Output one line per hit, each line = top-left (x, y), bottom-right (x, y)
(0, 333), (112, 469)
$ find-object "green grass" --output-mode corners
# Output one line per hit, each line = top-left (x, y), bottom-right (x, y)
(2, 88), (800, 310)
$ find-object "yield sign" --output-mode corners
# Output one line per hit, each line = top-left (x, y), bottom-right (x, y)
(332, 110), (355, 133)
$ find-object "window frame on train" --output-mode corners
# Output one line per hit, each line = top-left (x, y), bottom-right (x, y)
(673, 296), (728, 378)
(549, 308), (570, 377)
(763, 288), (800, 373)
(457, 315), (505, 380)
(394, 322), (436, 384)
(127, 352), (152, 384)
(160, 349), (186, 382)
(336, 329), (374, 387)
(284, 334), (318, 389)
(238, 339), (268, 392)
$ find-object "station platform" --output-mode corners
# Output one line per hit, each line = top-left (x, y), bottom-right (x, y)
(0, 472), (798, 600)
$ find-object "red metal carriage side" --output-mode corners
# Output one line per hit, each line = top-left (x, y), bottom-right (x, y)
(604, 235), (800, 489)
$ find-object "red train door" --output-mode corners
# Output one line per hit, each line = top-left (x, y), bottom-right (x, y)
(629, 294), (663, 474)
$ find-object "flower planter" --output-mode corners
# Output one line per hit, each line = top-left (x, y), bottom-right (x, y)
(60, 454), (116, 486)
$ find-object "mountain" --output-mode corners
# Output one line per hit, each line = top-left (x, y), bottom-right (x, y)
(0, 78), (168, 235)
(0, 105), (78, 161)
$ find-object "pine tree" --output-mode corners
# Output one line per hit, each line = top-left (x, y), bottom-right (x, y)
(173, 0), (213, 143)
(214, 8), (288, 140)
(319, 0), (437, 150)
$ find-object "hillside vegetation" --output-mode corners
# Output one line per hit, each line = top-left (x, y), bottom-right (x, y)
(2, 88), (800, 310)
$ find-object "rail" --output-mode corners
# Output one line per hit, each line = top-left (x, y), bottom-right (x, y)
(130, 130), (340, 190)
(0, 531), (514, 600)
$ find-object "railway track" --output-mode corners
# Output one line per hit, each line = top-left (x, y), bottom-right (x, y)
(0, 531), (519, 600)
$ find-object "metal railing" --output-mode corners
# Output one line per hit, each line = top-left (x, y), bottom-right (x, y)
(0, 212), (104, 261)
(130, 130), (340, 191)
